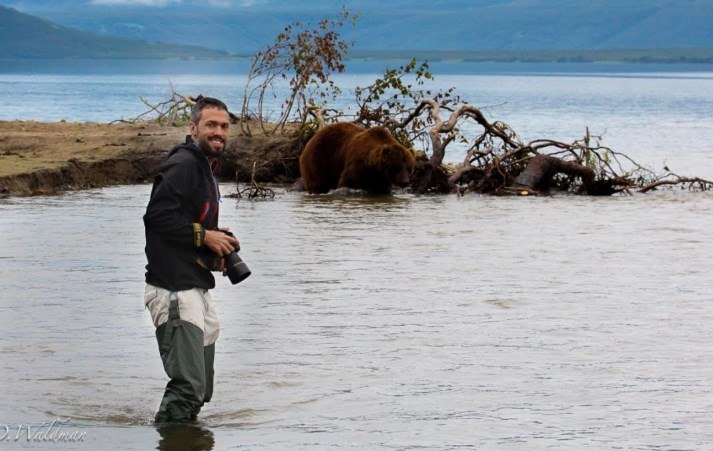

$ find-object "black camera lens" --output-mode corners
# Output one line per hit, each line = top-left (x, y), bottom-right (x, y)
(224, 251), (251, 285)
(219, 229), (251, 285)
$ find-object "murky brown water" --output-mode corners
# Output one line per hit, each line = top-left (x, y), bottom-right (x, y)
(1, 184), (712, 450)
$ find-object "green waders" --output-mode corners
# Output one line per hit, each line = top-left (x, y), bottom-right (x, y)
(145, 285), (220, 423)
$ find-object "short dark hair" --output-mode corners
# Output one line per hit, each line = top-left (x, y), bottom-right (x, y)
(190, 97), (229, 124)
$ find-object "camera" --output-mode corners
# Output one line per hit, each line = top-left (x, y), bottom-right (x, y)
(219, 230), (251, 285)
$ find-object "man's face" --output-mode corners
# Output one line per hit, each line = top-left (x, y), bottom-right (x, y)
(190, 106), (230, 158)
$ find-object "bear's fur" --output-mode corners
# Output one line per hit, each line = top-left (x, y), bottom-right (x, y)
(299, 122), (415, 194)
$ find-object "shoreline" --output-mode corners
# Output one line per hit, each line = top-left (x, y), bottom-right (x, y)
(0, 120), (301, 197)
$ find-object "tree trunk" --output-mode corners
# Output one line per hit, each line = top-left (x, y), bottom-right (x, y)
(512, 154), (594, 192)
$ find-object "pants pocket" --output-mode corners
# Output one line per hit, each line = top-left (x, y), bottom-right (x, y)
(145, 284), (169, 328)
(144, 284), (159, 308)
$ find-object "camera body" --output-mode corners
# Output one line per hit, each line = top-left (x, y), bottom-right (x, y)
(219, 230), (251, 285)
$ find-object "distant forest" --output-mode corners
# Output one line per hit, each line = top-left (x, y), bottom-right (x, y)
(351, 49), (713, 65)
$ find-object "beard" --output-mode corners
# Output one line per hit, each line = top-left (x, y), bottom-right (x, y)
(196, 135), (225, 158)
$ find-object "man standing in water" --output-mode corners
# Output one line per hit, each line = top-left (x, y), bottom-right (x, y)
(143, 97), (239, 423)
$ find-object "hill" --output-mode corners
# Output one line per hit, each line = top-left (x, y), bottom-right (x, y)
(0, 5), (231, 59)
(1, 0), (712, 54)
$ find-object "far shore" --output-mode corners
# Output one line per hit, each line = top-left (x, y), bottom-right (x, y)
(4, 48), (713, 66)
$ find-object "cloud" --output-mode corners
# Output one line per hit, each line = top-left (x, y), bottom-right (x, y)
(89, 0), (182, 6)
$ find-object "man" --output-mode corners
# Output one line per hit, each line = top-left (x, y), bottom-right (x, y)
(143, 97), (239, 423)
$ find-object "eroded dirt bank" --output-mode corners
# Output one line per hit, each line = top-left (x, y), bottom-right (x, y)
(0, 120), (302, 196)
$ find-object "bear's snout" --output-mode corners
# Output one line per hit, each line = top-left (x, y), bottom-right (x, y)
(396, 169), (411, 186)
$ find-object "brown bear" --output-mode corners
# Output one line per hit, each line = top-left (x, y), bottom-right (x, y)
(299, 122), (415, 194)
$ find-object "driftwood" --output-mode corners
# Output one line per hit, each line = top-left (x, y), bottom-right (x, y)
(512, 154), (594, 192)
(115, 87), (241, 126)
(390, 99), (713, 195)
(639, 175), (713, 193)
(230, 162), (276, 200)
(340, 63), (713, 195)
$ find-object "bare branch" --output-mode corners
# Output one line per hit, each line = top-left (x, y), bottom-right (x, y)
(639, 175), (713, 193)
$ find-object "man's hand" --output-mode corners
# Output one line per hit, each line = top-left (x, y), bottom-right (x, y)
(204, 229), (239, 256)
(214, 257), (230, 277)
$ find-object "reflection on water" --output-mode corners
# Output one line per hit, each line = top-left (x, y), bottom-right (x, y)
(1, 185), (712, 449)
(155, 422), (215, 451)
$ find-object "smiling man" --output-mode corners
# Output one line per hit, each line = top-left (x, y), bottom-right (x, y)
(143, 97), (239, 423)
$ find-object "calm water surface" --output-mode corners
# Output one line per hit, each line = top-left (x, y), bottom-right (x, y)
(1, 184), (712, 449)
(1, 61), (713, 449)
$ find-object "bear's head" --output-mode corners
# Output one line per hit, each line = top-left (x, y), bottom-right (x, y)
(370, 143), (416, 189)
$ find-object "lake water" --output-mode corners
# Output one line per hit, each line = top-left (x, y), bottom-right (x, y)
(1, 60), (713, 450)
(1, 185), (712, 450)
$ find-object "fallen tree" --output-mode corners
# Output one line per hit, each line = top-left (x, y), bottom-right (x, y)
(333, 59), (713, 195)
(403, 103), (712, 195)
(122, 56), (713, 197)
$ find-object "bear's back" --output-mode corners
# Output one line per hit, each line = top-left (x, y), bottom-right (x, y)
(299, 122), (365, 193)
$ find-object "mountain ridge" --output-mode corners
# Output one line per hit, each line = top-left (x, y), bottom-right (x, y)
(2, 1), (712, 62)
(2, 0), (713, 54)
(0, 5), (231, 59)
